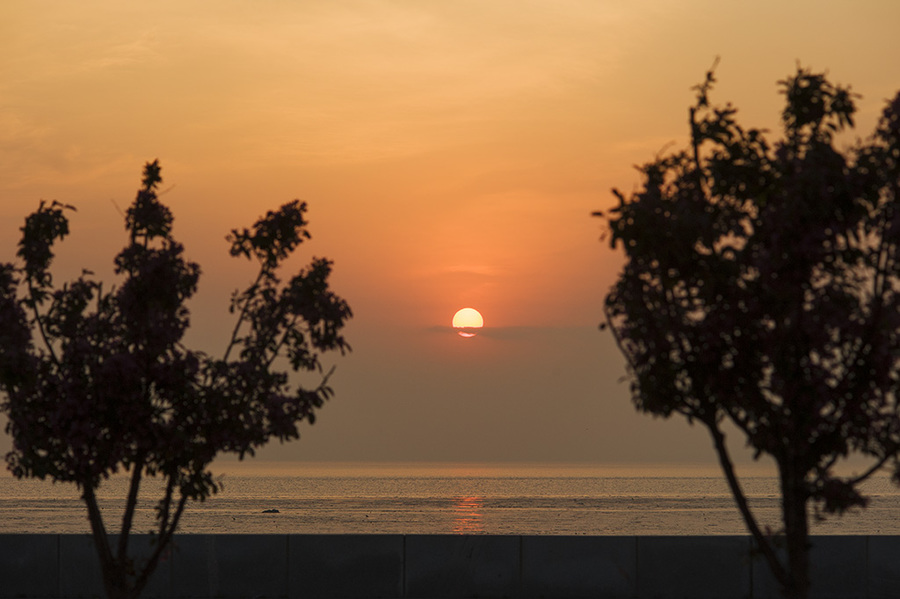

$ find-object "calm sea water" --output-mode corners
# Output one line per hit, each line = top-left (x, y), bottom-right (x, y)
(1, 462), (899, 536)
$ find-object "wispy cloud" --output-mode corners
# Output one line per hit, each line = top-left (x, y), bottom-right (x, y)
(427, 324), (598, 340)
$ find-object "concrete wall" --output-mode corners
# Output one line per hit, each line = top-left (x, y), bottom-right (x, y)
(1, 534), (897, 598)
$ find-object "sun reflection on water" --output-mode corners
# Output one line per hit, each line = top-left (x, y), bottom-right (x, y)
(452, 495), (484, 533)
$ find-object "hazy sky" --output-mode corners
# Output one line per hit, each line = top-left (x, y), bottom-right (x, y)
(3, 1), (900, 466)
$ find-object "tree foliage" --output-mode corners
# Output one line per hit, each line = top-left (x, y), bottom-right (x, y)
(0, 162), (352, 599)
(599, 65), (900, 599)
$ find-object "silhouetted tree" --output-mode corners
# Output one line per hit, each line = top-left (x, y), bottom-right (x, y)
(0, 162), (352, 599)
(598, 65), (900, 599)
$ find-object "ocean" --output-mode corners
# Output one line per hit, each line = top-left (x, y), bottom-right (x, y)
(1, 462), (899, 536)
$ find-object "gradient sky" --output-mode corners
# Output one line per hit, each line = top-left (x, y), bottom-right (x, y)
(2, 1), (900, 466)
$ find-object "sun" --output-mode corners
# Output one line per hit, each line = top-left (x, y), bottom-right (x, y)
(452, 308), (484, 337)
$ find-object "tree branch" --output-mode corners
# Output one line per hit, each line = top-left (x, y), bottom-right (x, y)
(118, 458), (144, 561)
(136, 492), (188, 596)
(83, 484), (117, 595)
(24, 280), (60, 366)
(265, 314), (298, 370)
(222, 268), (267, 363)
(157, 476), (176, 539)
(707, 420), (789, 588)
(846, 453), (891, 487)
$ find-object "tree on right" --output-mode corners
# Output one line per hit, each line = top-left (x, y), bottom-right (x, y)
(599, 64), (900, 599)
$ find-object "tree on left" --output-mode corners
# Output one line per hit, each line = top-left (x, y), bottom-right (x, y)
(0, 161), (352, 599)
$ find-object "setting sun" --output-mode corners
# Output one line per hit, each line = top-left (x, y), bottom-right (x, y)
(452, 308), (484, 337)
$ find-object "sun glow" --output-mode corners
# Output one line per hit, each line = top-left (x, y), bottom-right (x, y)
(452, 308), (484, 337)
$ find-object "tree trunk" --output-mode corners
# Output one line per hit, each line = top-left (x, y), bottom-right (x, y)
(83, 485), (142, 599)
(779, 462), (811, 599)
(101, 571), (140, 599)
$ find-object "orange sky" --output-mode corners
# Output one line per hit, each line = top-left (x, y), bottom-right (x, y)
(2, 1), (900, 465)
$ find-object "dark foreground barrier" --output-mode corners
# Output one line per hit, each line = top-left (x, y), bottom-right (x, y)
(1, 534), (898, 598)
